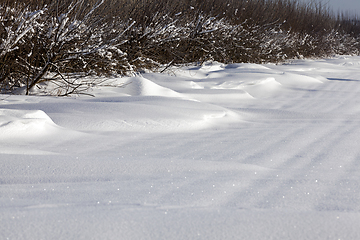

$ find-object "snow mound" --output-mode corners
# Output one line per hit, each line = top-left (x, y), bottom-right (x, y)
(242, 77), (282, 98)
(277, 72), (324, 86)
(121, 76), (185, 98)
(224, 63), (272, 70)
(190, 81), (204, 89)
(0, 109), (61, 139)
(207, 76), (282, 98)
(53, 97), (241, 132)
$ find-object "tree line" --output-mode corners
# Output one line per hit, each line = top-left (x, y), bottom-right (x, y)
(1, 0), (359, 95)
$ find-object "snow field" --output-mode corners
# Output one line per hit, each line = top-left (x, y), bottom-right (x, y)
(1, 56), (360, 239)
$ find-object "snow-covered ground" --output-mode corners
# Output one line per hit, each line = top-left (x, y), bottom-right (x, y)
(2, 56), (360, 239)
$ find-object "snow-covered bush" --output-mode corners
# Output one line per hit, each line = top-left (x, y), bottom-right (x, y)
(0, 0), (135, 95)
(0, 5), (45, 93)
(1, 0), (360, 95)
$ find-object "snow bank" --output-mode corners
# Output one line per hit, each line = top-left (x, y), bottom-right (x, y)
(0, 109), (61, 139)
(2, 56), (360, 239)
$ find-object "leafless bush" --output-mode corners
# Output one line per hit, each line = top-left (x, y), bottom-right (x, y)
(0, 0), (135, 95)
(1, 0), (360, 95)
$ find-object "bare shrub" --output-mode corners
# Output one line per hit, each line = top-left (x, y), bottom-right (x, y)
(1, 0), (135, 95)
(1, 0), (360, 95)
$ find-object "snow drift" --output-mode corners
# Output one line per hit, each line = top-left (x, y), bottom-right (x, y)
(2, 56), (360, 239)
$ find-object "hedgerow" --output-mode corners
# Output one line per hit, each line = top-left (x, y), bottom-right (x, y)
(1, 0), (359, 95)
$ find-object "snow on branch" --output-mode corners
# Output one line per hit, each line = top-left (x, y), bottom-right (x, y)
(1, 0), (360, 95)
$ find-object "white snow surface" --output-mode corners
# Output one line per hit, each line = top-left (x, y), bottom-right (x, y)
(2, 56), (360, 239)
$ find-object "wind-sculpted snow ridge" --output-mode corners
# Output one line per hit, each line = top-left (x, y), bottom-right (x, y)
(0, 108), (81, 155)
(2, 56), (360, 239)
(120, 76), (186, 98)
(0, 109), (55, 139)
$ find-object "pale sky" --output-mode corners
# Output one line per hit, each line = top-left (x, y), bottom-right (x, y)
(302, 0), (360, 16)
